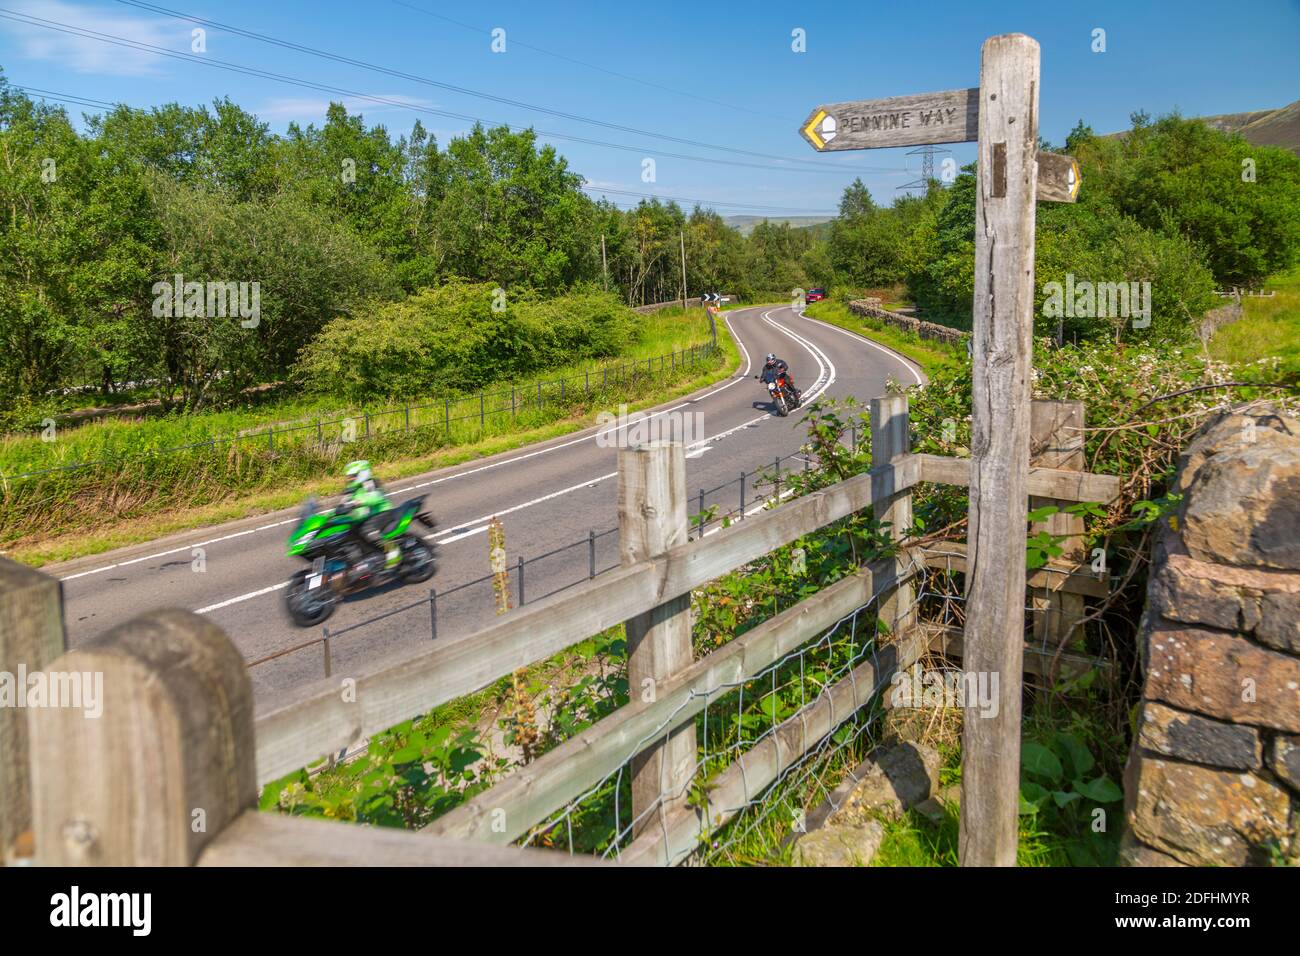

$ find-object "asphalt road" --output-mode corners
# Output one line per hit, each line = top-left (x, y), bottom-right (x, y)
(50, 305), (924, 702)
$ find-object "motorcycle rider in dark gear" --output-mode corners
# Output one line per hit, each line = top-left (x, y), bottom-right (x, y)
(758, 353), (802, 404)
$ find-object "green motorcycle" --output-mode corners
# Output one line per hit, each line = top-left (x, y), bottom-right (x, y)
(284, 494), (437, 626)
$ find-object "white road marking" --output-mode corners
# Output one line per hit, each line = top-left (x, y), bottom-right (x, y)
(60, 517), (302, 582)
(190, 313), (838, 617)
(71, 305), (850, 620)
(760, 308), (836, 403)
(427, 471), (619, 545)
(59, 307), (768, 584)
(196, 581), (289, 615)
(792, 306), (924, 387)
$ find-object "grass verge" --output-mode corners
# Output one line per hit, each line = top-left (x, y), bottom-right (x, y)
(804, 299), (963, 377)
(11, 314), (742, 565)
(1208, 265), (1300, 378)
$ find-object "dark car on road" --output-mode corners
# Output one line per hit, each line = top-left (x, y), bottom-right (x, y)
(805, 288), (827, 303)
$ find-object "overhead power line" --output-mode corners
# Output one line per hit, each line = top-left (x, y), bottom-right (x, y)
(385, 0), (786, 123)
(7, 83), (839, 218)
(580, 184), (834, 215)
(113, 0), (895, 176)
(0, 8), (899, 179)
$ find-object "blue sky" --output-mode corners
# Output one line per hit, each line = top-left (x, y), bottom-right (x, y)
(2, 0), (1298, 217)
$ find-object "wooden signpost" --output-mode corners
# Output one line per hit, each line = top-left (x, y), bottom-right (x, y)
(800, 33), (1075, 866)
(801, 83), (1080, 204)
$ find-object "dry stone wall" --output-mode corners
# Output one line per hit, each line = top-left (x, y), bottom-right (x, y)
(1121, 403), (1300, 866)
(847, 298), (969, 345)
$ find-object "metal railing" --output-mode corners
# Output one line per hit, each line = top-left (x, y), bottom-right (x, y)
(4, 340), (719, 483)
(245, 441), (846, 679)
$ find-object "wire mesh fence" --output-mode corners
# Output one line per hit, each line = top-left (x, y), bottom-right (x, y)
(245, 441), (834, 680)
(519, 585), (911, 864)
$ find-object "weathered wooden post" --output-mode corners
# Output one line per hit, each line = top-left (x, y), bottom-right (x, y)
(870, 396), (915, 635)
(1029, 400), (1086, 649)
(618, 440), (695, 836)
(960, 34), (1041, 867)
(0, 559), (66, 865)
(799, 32), (1073, 866)
(26, 609), (256, 865)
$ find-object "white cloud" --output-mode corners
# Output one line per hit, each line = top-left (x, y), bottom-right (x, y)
(6, 0), (186, 76)
(254, 93), (436, 123)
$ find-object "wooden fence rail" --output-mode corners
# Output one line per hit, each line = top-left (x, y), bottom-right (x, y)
(2, 391), (1121, 867)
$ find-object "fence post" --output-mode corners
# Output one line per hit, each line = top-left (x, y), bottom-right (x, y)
(517, 556), (525, 607)
(739, 470), (746, 518)
(444, 399), (450, 437)
(405, 405), (411, 433)
(618, 440), (695, 836)
(429, 587), (438, 641)
(364, 412), (370, 439)
(960, 33), (1040, 868)
(1029, 399), (1086, 651)
(479, 393), (485, 432)
(0, 559), (66, 865)
(322, 627), (332, 678)
(511, 387), (516, 418)
(26, 609), (255, 865)
(268, 426), (274, 452)
(588, 530), (596, 579)
(869, 396), (915, 636)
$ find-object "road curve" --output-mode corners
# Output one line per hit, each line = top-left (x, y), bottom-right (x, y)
(50, 305), (923, 701)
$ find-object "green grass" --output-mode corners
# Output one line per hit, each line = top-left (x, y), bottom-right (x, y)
(5, 309), (743, 562)
(1208, 265), (1300, 377)
(804, 299), (964, 377)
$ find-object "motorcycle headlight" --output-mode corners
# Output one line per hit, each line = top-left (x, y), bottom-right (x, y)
(767, 382), (776, 390)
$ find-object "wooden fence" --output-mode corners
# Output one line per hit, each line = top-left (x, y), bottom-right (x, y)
(0, 396), (1120, 867)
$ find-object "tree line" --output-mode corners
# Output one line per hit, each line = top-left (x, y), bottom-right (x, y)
(3, 65), (1297, 421)
(0, 73), (828, 421)
(825, 112), (1300, 339)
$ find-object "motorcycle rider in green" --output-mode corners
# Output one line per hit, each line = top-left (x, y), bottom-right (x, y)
(343, 460), (401, 572)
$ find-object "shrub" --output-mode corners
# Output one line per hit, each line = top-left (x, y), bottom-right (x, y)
(294, 281), (638, 401)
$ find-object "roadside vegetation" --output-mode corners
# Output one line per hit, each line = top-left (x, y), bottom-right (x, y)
(261, 329), (1296, 861)
(803, 298), (963, 376)
(4, 304), (739, 562)
(5, 64), (1299, 865)
(1209, 265), (1300, 380)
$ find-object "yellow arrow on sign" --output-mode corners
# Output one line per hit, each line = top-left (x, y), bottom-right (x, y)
(802, 109), (832, 150)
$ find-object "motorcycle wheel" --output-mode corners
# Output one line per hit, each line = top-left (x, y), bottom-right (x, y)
(285, 569), (337, 627)
(776, 393), (789, 417)
(400, 537), (437, 583)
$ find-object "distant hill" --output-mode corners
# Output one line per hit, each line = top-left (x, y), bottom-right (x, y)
(723, 215), (835, 236)
(1198, 100), (1300, 154)
(1105, 100), (1300, 155)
